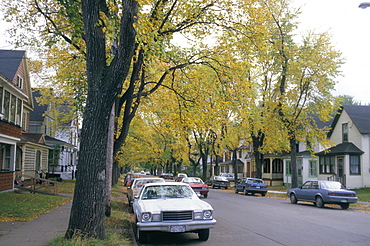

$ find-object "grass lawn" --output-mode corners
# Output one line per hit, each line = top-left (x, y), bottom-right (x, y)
(0, 177), (134, 246)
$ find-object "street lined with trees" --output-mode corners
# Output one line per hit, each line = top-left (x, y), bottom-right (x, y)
(1, 0), (343, 241)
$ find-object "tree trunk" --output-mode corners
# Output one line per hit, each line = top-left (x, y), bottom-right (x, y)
(66, 91), (111, 239)
(232, 150), (238, 182)
(201, 152), (208, 181)
(105, 103), (115, 217)
(252, 133), (265, 179)
(290, 138), (298, 188)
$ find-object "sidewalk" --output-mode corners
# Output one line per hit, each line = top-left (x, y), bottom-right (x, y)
(0, 202), (72, 246)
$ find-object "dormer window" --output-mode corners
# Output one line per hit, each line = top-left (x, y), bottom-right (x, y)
(342, 123), (348, 142)
(16, 75), (23, 89)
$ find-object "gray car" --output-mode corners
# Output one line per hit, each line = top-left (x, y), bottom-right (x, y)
(287, 180), (358, 209)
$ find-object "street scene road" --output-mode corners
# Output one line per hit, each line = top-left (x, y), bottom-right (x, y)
(141, 188), (370, 246)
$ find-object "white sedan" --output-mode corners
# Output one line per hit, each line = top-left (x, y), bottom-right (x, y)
(133, 182), (217, 243)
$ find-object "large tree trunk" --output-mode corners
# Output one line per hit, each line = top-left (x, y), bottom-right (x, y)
(105, 103), (115, 217)
(232, 150), (238, 182)
(252, 133), (265, 179)
(66, 0), (138, 239)
(66, 90), (112, 239)
(290, 138), (298, 188)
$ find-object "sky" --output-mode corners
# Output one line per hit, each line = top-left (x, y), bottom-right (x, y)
(1, 1), (370, 103)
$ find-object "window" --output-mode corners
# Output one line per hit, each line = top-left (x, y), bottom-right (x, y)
(2, 145), (12, 171)
(263, 159), (270, 173)
(319, 156), (335, 174)
(272, 159), (283, 173)
(342, 123), (348, 142)
(350, 155), (360, 175)
(309, 160), (317, 177)
(35, 150), (41, 172)
(1, 89), (22, 125)
(16, 76), (23, 89)
(286, 160), (291, 175)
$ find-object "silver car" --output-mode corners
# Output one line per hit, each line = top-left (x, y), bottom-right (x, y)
(133, 182), (217, 243)
(127, 177), (165, 209)
(287, 180), (358, 209)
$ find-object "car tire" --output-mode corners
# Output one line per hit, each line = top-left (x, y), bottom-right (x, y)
(198, 229), (210, 241)
(212, 184), (215, 189)
(243, 188), (248, 196)
(138, 230), (149, 244)
(204, 194), (208, 198)
(340, 203), (350, 209)
(290, 193), (298, 204)
(261, 192), (266, 197)
(315, 196), (325, 208)
(235, 188), (238, 194)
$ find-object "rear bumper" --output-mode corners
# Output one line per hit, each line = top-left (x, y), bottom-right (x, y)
(325, 196), (358, 204)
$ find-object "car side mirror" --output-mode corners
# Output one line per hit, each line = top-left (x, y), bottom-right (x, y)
(134, 195), (139, 200)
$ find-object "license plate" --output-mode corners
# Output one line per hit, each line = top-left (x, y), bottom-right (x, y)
(171, 225), (185, 232)
(341, 199), (347, 203)
(256, 186), (260, 189)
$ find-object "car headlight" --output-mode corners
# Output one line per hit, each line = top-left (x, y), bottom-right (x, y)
(203, 210), (213, 219)
(141, 212), (152, 222)
(195, 210), (213, 220)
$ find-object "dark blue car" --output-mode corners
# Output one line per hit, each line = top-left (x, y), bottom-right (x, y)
(287, 180), (358, 209)
(235, 177), (268, 196)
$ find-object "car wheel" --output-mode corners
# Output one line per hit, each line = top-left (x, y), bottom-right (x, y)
(243, 188), (248, 196)
(138, 230), (149, 244)
(212, 184), (215, 189)
(204, 194), (208, 198)
(235, 188), (238, 194)
(340, 203), (350, 210)
(225, 186), (228, 189)
(315, 196), (325, 208)
(261, 192), (266, 197)
(290, 193), (298, 204)
(198, 229), (210, 241)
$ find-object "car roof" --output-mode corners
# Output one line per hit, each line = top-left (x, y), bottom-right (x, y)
(143, 182), (190, 187)
(132, 177), (164, 182)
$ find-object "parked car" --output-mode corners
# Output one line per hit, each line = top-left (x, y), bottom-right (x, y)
(181, 177), (209, 198)
(133, 182), (217, 243)
(287, 180), (358, 209)
(175, 173), (188, 182)
(159, 173), (174, 179)
(124, 173), (144, 187)
(235, 177), (268, 196)
(206, 175), (230, 189)
(220, 173), (235, 182)
(127, 177), (165, 208)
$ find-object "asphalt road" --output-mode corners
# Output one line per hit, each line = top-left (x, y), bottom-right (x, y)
(141, 188), (370, 246)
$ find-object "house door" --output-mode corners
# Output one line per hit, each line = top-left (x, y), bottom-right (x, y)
(337, 157), (344, 184)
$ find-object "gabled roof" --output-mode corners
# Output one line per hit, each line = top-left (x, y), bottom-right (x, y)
(30, 90), (48, 122)
(329, 104), (370, 137)
(20, 133), (46, 145)
(316, 142), (364, 156)
(0, 50), (26, 81)
(45, 135), (76, 148)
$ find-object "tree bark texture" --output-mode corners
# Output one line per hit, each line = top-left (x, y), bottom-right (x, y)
(66, 0), (138, 239)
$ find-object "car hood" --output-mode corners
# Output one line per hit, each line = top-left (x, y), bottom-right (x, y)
(140, 198), (212, 213)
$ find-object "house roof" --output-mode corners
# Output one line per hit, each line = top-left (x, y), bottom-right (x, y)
(329, 104), (370, 137)
(45, 135), (76, 148)
(30, 90), (48, 121)
(20, 133), (46, 145)
(0, 50), (26, 81)
(315, 142), (364, 156)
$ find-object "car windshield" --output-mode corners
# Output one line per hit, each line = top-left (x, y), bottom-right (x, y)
(321, 181), (345, 189)
(142, 185), (194, 200)
(133, 179), (163, 189)
(183, 178), (203, 184)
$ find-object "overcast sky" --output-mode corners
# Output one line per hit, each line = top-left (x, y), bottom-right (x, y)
(1, 1), (370, 103)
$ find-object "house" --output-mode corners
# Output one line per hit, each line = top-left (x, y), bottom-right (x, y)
(315, 104), (370, 188)
(0, 49), (49, 192)
(29, 90), (78, 180)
